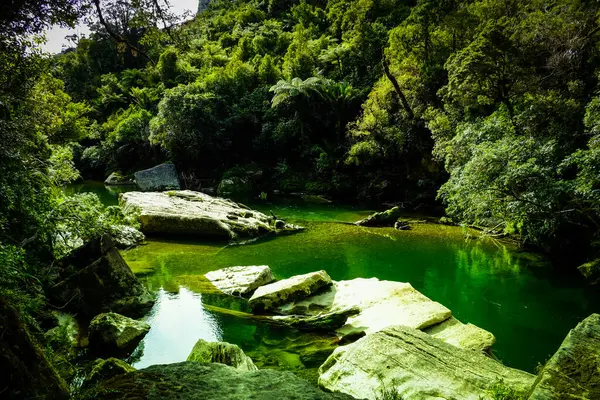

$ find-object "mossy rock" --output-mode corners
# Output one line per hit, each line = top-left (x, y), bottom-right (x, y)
(578, 258), (600, 284)
(355, 206), (404, 227)
(86, 362), (355, 399)
(88, 313), (150, 356)
(82, 358), (136, 389)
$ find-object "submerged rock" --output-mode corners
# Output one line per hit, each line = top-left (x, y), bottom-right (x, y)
(88, 361), (355, 399)
(249, 270), (333, 312)
(528, 313), (600, 399)
(187, 339), (257, 371)
(277, 278), (453, 341)
(88, 312), (150, 354)
(105, 172), (135, 185)
(271, 308), (359, 333)
(355, 206), (403, 227)
(204, 265), (275, 297)
(120, 190), (302, 239)
(83, 358), (136, 389)
(134, 163), (180, 191)
(318, 325), (535, 400)
(48, 235), (154, 318)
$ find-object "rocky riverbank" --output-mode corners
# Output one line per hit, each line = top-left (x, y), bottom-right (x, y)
(129, 265), (597, 400)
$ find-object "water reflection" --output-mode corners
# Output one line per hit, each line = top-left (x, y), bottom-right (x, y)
(131, 288), (222, 369)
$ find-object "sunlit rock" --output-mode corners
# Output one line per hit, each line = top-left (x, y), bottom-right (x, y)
(249, 270), (333, 312)
(424, 317), (496, 353)
(277, 278), (452, 341)
(187, 338), (257, 371)
(204, 265), (274, 297)
(88, 312), (150, 354)
(111, 225), (145, 249)
(120, 190), (302, 239)
(318, 325), (535, 400)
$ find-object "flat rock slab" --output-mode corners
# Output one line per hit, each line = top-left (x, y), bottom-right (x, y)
(319, 325), (535, 400)
(528, 313), (600, 400)
(134, 163), (180, 191)
(90, 361), (355, 400)
(187, 339), (257, 371)
(424, 316), (496, 353)
(120, 190), (301, 239)
(277, 278), (452, 340)
(204, 266), (274, 297)
(249, 270), (333, 312)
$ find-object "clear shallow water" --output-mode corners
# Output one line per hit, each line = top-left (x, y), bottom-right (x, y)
(72, 183), (600, 373)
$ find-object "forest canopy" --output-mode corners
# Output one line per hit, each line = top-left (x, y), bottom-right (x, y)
(2, 0), (600, 283)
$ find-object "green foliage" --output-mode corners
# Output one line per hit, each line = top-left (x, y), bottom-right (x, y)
(29, 0), (600, 265)
(157, 47), (180, 86)
(50, 192), (140, 258)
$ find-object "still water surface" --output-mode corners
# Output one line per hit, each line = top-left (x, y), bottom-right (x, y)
(72, 182), (600, 373)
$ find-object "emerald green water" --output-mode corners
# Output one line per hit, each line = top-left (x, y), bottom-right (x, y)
(73, 184), (600, 374)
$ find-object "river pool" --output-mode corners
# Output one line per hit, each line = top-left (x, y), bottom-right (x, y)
(71, 182), (600, 374)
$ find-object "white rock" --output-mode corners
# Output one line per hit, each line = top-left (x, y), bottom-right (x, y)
(204, 266), (275, 297)
(249, 270), (333, 312)
(120, 190), (301, 239)
(318, 325), (535, 400)
(424, 316), (496, 353)
(277, 278), (452, 340)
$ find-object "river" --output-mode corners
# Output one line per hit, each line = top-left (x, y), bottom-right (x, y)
(67, 181), (600, 374)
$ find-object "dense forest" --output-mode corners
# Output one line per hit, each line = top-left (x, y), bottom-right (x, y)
(2, 0), (600, 398)
(2, 0), (600, 297)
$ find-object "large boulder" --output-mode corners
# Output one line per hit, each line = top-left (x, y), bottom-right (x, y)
(204, 265), (275, 297)
(277, 278), (456, 342)
(249, 270), (333, 312)
(528, 313), (600, 400)
(82, 358), (136, 389)
(87, 361), (355, 399)
(88, 312), (150, 354)
(105, 172), (135, 185)
(318, 325), (535, 400)
(120, 190), (302, 239)
(187, 339), (257, 371)
(48, 235), (154, 318)
(134, 163), (180, 191)
(355, 206), (403, 227)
